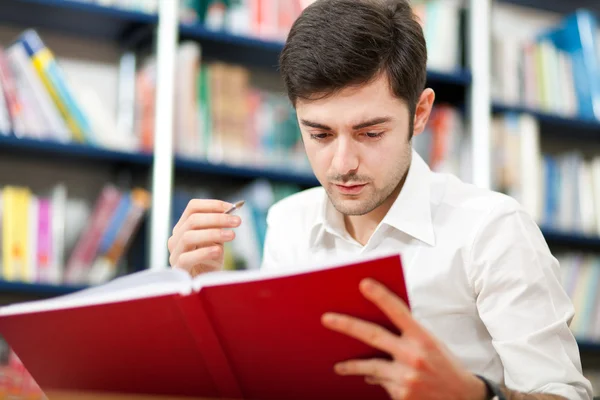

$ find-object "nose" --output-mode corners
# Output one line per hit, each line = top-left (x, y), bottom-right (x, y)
(331, 136), (359, 175)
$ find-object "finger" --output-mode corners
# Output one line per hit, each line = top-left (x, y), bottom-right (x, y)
(365, 376), (381, 386)
(189, 259), (223, 276)
(322, 313), (398, 354)
(169, 229), (233, 266)
(334, 358), (398, 381)
(185, 213), (241, 232)
(174, 212), (241, 240)
(176, 199), (232, 229)
(380, 381), (408, 400)
(359, 278), (424, 337)
(181, 229), (236, 252)
(175, 245), (223, 271)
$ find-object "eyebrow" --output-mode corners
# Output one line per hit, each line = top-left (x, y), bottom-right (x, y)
(352, 117), (392, 130)
(300, 117), (392, 131)
(300, 119), (332, 130)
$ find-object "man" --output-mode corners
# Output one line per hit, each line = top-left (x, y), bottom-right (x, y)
(167, 0), (593, 399)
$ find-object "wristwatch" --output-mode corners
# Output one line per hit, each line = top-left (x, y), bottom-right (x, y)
(476, 375), (506, 400)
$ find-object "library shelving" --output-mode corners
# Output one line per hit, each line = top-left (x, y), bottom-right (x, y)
(577, 339), (600, 353)
(493, 103), (600, 141)
(542, 228), (600, 251)
(0, 280), (87, 296)
(0, 135), (153, 166)
(179, 20), (473, 89)
(497, 0), (600, 15)
(492, 0), (600, 365)
(175, 156), (319, 187)
(0, 0), (157, 44)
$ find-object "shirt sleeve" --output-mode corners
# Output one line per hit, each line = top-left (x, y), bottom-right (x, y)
(468, 197), (593, 400)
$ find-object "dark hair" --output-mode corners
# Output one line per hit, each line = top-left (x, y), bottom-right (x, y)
(280, 0), (427, 120)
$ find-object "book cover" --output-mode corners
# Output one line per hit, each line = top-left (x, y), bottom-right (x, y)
(0, 253), (407, 400)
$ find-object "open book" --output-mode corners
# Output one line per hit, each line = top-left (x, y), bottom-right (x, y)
(0, 253), (408, 400)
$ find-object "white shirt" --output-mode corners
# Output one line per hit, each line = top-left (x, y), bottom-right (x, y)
(261, 150), (593, 400)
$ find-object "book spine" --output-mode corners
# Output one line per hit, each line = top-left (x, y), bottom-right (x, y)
(0, 49), (27, 137)
(2, 187), (30, 282)
(37, 199), (52, 283)
(104, 188), (150, 265)
(64, 185), (121, 284)
(50, 183), (66, 284)
(18, 30), (93, 143)
(97, 193), (132, 257)
(3, 187), (16, 281)
(6, 41), (71, 142)
(26, 194), (38, 283)
(0, 62), (12, 134)
(89, 188), (151, 284)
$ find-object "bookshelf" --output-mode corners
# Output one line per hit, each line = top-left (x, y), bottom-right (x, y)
(491, 0), (600, 372)
(0, 0), (595, 308)
(497, 0), (600, 15)
(578, 340), (600, 353)
(493, 103), (600, 140)
(542, 228), (600, 251)
(0, 280), (86, 296)
(0, 0), (598, 397)
(0, 0), (157, 44)
(179, 20), (474, 88)
(175, 157), (319, 187)
(0, 135), (153, 166)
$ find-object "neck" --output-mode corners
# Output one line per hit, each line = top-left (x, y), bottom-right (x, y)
(344, 172), (407, 246)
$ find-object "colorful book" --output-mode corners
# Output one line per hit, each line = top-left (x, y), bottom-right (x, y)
(64, 185), (121, 284)
(37, 199), (53, 284)
(540, 10), (600, 121)
(1, 187), (30, 282)
(17, 29), (95, 143)
(6, 40), (72, 142)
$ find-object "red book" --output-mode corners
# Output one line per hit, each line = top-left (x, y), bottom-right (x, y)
(0, 253), (409, 400)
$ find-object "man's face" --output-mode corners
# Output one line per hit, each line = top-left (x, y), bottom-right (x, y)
(296, 74), (423, 216)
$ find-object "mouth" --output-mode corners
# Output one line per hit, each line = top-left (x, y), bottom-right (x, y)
(333, 183), (367, 195)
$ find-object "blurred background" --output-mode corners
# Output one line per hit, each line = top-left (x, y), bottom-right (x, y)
(0, 0), (599, 398)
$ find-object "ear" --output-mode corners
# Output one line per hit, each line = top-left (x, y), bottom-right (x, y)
(412, 88), (436, 137)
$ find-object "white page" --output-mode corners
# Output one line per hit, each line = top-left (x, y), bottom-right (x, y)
(1, 250), (403, 316)
(192, 250), (402, 291)
(0, 267), (192, 316)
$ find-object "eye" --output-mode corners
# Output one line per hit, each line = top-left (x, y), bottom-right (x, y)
(310, 133), (331, 140)
(365, 132), (384, 139)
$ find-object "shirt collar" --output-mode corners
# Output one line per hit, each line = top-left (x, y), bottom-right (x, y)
(309, 149), (436, 247)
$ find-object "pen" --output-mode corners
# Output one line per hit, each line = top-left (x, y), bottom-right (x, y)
(224, 200), (245, 214)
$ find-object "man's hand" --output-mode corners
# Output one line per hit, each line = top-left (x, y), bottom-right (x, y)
(321, 278), (487, 400)
(322, 278), (568, 400)
(168, 199), (241, 277)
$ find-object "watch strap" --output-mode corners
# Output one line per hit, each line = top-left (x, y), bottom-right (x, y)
(475, 375), (506, 400)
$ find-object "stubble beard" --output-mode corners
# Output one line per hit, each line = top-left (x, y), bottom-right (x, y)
(326, 162), (407, 216)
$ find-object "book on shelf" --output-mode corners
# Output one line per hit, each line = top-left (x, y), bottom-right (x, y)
(412, 0), (463, 73)
(138, 41), (309, 171)
(413, 103), (471, 183)
(76, 0), (465, 72)
(557, 254), (600, 342)
(0, 252), (408, 400)
(0, 183), (151, 287)
(0, 28), (133, 151)
(491, 112), (600, 237)
(492, 6), (600, 120)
